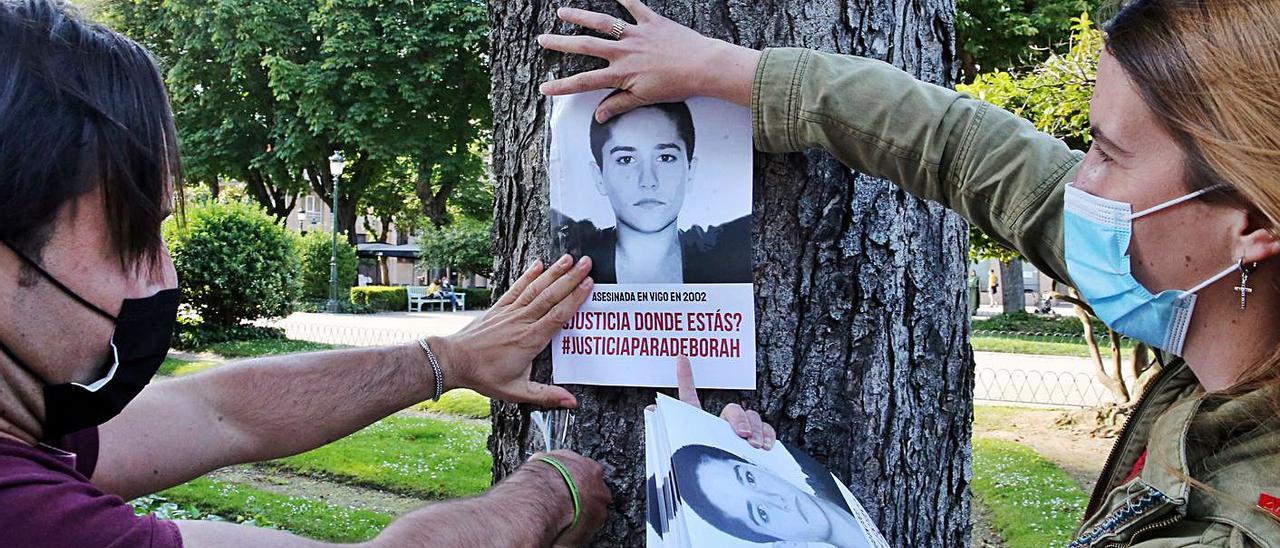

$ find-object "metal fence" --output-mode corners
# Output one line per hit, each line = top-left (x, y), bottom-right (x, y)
(272, 321), (1119, 408)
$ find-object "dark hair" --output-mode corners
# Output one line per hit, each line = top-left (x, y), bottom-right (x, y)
(0, 0), (180, 269)
(670, 444), (778, 543)
(589, 92), (695, 170)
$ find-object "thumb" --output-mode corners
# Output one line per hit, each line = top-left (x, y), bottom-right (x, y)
(595, 90), (647, 123)
(520, 380), (579, 409)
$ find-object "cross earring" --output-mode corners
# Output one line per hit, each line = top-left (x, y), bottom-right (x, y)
(1235, 258), (1258, 310)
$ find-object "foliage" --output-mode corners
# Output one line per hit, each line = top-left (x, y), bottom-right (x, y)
(296, 298), (376, 315)
(973, 311), (1107, 336)
(458, 287), (493, 309)
(415, 389), (491, 419)
(971, 437), (1087, 548)
(104, 0), (493, 233)
(960, 14), (1102, 263)
(266, 416), (492, 499)
(956, 0), (1106, 81)
(195, 339), (343, 359)
(298, 230), (359, 300)
(137, 478), (391, 542)
(349, 286), (409, 312)
(416, 219), (494, 278)
(173, 321), (285, 351)
(164, 201), (301, 329)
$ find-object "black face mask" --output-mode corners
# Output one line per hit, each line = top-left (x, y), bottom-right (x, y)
(0, 241), (178, 440)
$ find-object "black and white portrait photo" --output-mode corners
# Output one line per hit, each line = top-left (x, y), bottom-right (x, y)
(550, 91), (752, 284)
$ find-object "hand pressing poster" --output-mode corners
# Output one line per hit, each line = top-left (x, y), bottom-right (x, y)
(548, 90), (755, 389)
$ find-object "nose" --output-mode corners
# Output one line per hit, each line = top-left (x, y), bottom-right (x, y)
(638, 157), (659, 190)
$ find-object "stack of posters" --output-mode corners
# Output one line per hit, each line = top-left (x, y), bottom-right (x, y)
(548, 91), (756, 389)
(645, 394), (889, 548)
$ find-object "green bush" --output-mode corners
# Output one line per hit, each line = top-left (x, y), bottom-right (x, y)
(459, 287), (492, 309)
(350, 286), (408, 311)
(296, 298), (376, 315)
(973, 311), (1107, 336)
(299, 230), (358, 300)
(164, 202), (301, 329)
(174, 323), (285, 351)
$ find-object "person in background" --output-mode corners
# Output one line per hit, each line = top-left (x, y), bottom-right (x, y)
(987, 267), (999, 308)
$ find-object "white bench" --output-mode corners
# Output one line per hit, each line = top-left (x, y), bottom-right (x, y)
(407, 286), (466, 312)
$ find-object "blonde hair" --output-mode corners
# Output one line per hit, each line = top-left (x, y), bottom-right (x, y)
(1105, 0), (1280, 393)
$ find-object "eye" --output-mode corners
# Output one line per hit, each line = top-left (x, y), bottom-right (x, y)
(1089, 142), (1113, 164)
(744, 470), (756, 485)
(657, 153), (678, 163)
(756, 506), (769, 523)
(615, 155), (636, 166)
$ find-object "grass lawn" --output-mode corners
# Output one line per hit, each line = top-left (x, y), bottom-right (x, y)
(972, 334), (1134, 358)
(267, 415), (491, 499)
(415, 389), (491, 418)
(195, 339), (343, 358)
(135, 478), (392, 542)
(972, 437), (1088, 548)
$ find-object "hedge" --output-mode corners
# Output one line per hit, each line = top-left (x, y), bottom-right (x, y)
(350, 286), (408, 311)
(460, 288), (493, 309)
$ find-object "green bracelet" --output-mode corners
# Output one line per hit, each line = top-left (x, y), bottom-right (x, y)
(538, 456), (581, 537)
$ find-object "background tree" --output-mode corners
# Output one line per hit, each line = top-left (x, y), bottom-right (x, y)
(956, 0), (1105, 82)
(416, 219), (495, 280)
(488, 2), (973, 546)
(106, 0), (492, 241)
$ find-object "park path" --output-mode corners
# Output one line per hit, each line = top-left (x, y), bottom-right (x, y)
(267, 311), (1121, 408)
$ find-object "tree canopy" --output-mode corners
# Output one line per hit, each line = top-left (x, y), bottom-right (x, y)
(104, 0), (492, 240)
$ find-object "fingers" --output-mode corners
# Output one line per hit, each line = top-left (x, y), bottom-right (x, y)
(534, 275), (595, 338)
(762, 422), (776, 449)
(519, 380), (578, 409)
(525, 256), (593, 319)
(616, 0), (658, 23)
(514, 254), (575, 308)
(540, 68), (622, 97)
(495, 259), (544, 308)
(721, 403), (751, 438)
(595, 90), (647, 123)
(674, 356), (700, 407)
(537, 34), (619, 59)
(745, 410), (765, 448)
(556, 7), (618, 34)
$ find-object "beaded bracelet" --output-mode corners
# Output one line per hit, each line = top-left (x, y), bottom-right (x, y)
(416, 338), (445, 401)
(538, 455), (581, 537)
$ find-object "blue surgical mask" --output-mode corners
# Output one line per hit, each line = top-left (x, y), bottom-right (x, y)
(1063, 183), (1237, 355)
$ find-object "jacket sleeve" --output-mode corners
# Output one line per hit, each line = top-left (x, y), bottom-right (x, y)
(751, 47), (1083, 283)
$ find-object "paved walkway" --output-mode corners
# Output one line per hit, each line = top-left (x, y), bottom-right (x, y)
(272, 311), (1121, 407)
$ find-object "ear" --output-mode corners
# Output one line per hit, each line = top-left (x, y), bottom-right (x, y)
(1236, 209), (1280, 264)
(590, 160), (607, 196)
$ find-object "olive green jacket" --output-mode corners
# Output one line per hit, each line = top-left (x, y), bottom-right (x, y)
(751, 47), (1280, 547)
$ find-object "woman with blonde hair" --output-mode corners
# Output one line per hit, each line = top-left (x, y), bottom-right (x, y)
(540, 0), (1280, 545)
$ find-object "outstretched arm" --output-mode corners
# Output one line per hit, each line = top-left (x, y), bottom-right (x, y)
(95, 255), (594, 499)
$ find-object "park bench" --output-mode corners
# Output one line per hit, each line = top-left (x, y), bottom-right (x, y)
(407, 286), (466, 312)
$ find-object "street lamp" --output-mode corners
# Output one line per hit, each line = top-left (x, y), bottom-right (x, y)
(327, 152), (346, 313)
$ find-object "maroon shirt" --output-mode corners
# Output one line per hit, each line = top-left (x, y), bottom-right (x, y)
(0, 428), (183, 547)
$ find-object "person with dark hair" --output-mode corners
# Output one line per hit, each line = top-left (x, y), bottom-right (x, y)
(553, 93), (751, 284)
(0, 1), (614, 546)
(541, 0), (1280, 545)
(670, 444), (871, 547)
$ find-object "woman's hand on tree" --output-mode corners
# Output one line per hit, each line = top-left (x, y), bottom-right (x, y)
(432, 255), (592, 409)
(537, 0), (761, 122)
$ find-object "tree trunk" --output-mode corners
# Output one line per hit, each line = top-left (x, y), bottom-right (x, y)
(999, 259), (1025, 315)
(487, 2), (972, 547)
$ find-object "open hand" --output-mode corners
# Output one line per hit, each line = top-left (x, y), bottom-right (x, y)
(537, 0), (760, 122)
(658, 356), (777, 449)
(434, 255), (592, 408)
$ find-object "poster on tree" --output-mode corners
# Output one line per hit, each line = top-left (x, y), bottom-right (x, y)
(547, 90), (755, 389)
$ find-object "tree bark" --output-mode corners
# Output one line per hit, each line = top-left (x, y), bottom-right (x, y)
(487, 1), (972, 546)
(999, 259), (1026, 315)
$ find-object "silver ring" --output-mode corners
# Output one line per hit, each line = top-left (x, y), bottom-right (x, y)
(608, 17), (627, 40)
